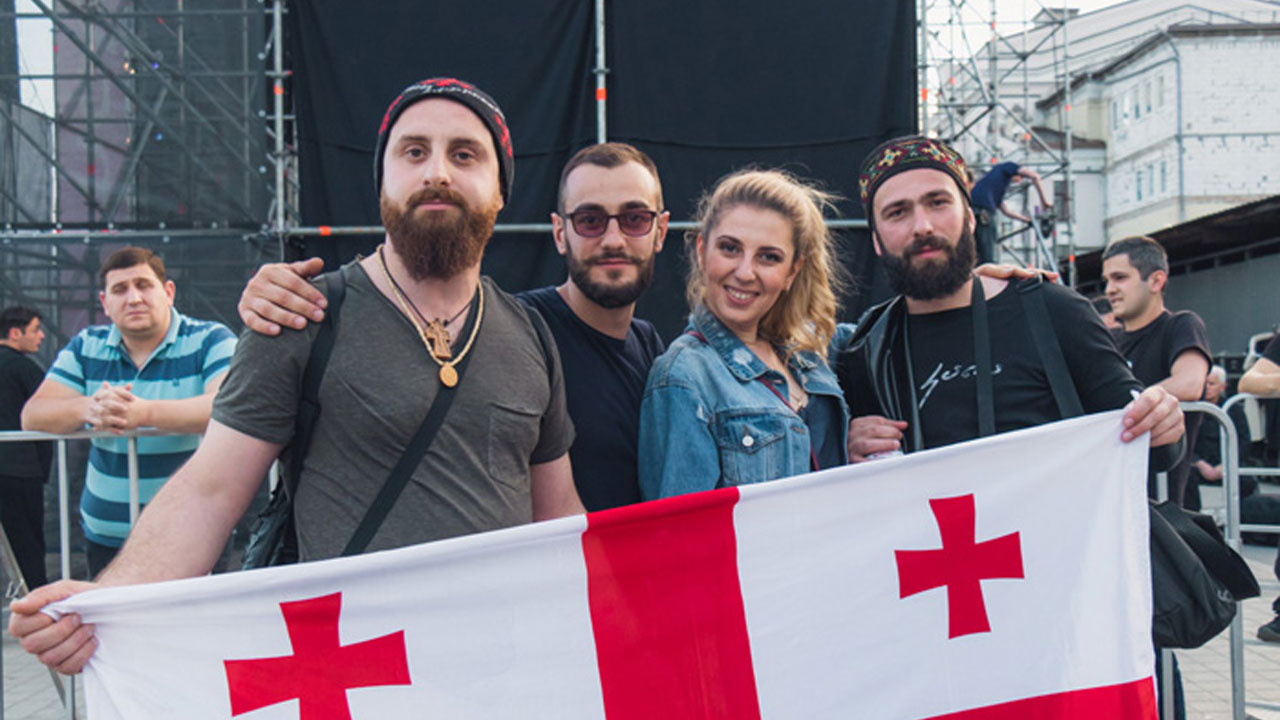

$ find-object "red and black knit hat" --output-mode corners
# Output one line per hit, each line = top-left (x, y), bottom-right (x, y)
(373, 77), (514, 202)
(858, 135), (970, 222)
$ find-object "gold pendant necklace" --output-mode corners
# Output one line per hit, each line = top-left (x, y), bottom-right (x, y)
(378, 245), (483, 387)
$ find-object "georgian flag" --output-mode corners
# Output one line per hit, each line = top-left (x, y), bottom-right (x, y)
(51, 411), (1156, 719)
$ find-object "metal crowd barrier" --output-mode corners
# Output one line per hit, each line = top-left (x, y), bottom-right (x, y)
(1177, 396), (1280, 720)
(0, 427), (171, 720)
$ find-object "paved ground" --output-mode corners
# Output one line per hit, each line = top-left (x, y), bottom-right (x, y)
(1, 546), (1278, 719)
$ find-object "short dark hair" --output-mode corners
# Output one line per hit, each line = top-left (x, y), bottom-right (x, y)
(1, 306), (40, 337)
(557, 142), (663, 213)
(1102, 236), (1168, 280)
(99, 246), (167, 285)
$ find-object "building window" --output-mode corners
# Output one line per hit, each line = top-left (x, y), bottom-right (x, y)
(1160, 161), (1167, 193)
(1112, 100), (1120, 128)
(1156, 77), (1165, 107)
(1136, 170), (1143, 201)
(1143, 82), (1152, 113)
(1147, 164), (1155, 197)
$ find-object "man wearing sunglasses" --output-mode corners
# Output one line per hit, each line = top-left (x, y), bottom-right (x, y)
(238, 142), (669, 511)
(517, 143), (669, 510)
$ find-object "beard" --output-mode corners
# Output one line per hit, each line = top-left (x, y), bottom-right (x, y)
(380, 187), (500, 281)
(880, 224), (977, 301)
(565, 246), (656, 309)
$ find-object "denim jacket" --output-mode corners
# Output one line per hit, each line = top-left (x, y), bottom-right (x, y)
(638, 305), (851, 500)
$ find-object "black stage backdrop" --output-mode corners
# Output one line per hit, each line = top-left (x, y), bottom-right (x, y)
(287, 1), (914, 340)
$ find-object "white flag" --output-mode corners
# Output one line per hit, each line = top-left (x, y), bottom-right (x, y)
(51, 410), (1155, 719)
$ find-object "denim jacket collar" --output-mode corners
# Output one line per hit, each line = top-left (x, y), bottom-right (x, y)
(687, 304), (819, 383)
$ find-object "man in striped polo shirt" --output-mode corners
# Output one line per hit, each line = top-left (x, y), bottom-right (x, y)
(21, 247), (236, 578)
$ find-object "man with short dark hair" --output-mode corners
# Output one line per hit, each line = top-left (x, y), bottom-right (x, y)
(239, 142), (671, 511)
(0, 306), (52, 588)
(11, 78), (583, 675)
(1103, 236), (1211, 508)
(21, 248), (236, 576)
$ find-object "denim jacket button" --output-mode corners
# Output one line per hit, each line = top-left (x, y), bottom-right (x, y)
(742, 434), (755, 448)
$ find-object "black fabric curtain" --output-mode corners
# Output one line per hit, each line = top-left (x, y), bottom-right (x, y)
(287, 0), (915, 340)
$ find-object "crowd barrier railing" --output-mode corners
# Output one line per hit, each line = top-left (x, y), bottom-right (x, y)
(1179, 395), (1279, 720)
(0, 427), (179, 720)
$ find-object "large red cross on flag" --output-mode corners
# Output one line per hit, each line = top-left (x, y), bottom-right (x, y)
(52, 412), (1157, 719)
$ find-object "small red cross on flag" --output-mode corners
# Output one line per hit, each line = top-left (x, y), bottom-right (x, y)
(223, 592), (411, 720)
(895, 494), (1025, 639)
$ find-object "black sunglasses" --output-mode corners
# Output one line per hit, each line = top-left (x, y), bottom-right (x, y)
(562, 209), (659, 238)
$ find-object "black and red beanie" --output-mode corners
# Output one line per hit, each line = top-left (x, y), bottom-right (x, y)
(858, 135), (970, 227)
(373, 77), (514, 202)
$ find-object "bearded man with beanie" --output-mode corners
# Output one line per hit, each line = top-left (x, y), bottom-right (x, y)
(837, 135), (1184, 467)
(9, 78), (584, 675)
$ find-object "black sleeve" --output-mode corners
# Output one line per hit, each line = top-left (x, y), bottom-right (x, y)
(17, 356), (45, 396)
(1164, 311), (1212, 372)
(1263, 335), (1280, 365)
(1041, 283), (1141, 413)
(1041, 284), (1182, 472)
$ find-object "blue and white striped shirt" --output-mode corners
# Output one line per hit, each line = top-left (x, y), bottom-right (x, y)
(47, 308), (236, 547)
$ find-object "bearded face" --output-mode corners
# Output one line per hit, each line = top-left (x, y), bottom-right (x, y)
(564, 243), (657, 309)
(878, 223), (976, 301)
(380, 187), (501, 281)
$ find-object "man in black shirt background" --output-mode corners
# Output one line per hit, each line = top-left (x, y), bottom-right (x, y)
(0, 306), (52, 588)
(1103, 236), (1211, 509)
(239, 143), (670, 511)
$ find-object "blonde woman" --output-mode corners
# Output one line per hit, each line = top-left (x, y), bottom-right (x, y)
(638, 169), (849, 499)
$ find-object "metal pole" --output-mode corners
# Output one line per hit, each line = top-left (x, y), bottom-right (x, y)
(1061, 2), (1076, 289)
(57, 439), (71, 580)
(919, 0), (929, 135)
(127, 436), (140, 524)
(272, 0), (285, 232)
(593, 0), (607, 144)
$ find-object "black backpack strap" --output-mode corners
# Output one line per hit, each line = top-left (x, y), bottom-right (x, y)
(1018, 279), (1084, 419)
(341, 284), (482, 556)
(971, 279), (996, 437)
(287, 270), (346, 496)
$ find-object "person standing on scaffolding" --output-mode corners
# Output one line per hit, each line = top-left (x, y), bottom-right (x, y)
(969, 161), (1053, 265)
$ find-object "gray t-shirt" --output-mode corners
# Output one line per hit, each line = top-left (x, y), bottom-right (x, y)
(212, 263), (574, 561)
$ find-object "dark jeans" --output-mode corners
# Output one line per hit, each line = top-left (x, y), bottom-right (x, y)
(0, 476), (48, 588)
(85, 539), (120, 579)
(975, 209), (997, 265)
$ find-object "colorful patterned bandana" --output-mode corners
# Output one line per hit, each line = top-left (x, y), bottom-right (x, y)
(858, 135), (970, 218)
(374, 78), (514, 202)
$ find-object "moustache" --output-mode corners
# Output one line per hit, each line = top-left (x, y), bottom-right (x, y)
(905, 236), (949, 259)
(587, 252), (640, 267)
(407, 188), (467, 208)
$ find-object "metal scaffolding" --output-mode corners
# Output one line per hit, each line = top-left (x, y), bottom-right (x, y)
(918, 0), (1079, 284)
(0, 0), (288, 354)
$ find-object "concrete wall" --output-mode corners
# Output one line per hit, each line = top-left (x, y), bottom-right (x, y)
(1102, 34), (1280, 243)
(1163, 251), (1280, 356)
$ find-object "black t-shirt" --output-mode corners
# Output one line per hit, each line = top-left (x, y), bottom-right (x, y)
(0, 346), (52, 479)
(1111, 309), (1211, 498)
(517, 287), (665, 511)
(1111, 310), (1211, 390)
(901, 281), (1141, 450)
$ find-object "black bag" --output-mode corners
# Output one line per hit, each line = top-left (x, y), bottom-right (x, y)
(1149, 500), (1260, 648)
